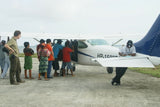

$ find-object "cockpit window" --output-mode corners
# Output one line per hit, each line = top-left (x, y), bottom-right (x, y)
(78, 41), (88, 48)
(87, 39), (108, 45)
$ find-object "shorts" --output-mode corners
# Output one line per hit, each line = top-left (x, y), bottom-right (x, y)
(62, 62), (72, 70)
(52, 58), (60, 70)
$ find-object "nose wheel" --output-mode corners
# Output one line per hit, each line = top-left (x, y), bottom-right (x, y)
(107, 67), (113, 74)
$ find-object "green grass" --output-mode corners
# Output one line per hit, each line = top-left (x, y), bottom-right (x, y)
(19, 53), (38, 58)
(129, 65), (160, 78)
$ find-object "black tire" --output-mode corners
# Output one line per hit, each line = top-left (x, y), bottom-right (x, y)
(107, 67), (113, 74)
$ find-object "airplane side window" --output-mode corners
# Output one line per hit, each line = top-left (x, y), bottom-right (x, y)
(78, 41), (88, 48)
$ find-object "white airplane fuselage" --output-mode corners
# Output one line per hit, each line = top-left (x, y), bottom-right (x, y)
(75, 40), (160, 67)
(75, 40), (119, 66)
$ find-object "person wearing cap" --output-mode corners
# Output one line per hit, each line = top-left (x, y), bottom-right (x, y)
(45, 39), (54, 78)
(38, 43), (51, 81)
(112, 40), (136, 85)
(52, 39), (63, 77)
(5, 30), (25, 85)
(0, 40), (9, 78)
(23, 42), (34, 79)
(37, 39), (45, 60)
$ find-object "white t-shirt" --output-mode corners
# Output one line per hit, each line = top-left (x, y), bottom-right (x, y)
(119, 45), (136, 55)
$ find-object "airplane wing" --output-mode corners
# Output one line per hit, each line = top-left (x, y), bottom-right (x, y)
(93, 56), (154, 68)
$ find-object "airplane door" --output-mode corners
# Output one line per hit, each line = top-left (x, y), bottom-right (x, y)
(71, 40), (78, 62)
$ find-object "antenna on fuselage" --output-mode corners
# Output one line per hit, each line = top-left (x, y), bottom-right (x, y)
(112, 39), (123, 46)
(33, 38), (40, 42)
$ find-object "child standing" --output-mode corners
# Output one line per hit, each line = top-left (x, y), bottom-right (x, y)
(23, 42), (34, 79)
(38, 43), (50, 81)
(62, 41), (74, 77)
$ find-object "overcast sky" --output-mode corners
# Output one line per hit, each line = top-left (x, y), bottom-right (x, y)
(0, 0), (160, 36)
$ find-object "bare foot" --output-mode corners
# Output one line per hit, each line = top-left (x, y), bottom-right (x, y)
(25, 77), (29, 79)
(29, 77), (34, 79)
(45, 78), (49, 81)
(72, 74), (75, 77)
(38, 78), (41, 80)
(54, 73), (58, 77)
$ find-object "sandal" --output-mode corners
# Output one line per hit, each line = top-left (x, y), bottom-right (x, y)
(29, 77), (34, 79)
(25, 77), (29, 79)
(45, 78), (49, 81)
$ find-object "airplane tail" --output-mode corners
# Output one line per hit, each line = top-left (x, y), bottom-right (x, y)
(134, 14), (160, 57)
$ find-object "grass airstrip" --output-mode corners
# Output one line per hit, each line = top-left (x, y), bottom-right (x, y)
(129, 65), (160, 78)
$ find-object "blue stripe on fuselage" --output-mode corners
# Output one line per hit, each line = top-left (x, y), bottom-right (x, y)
(78, 51), (94, 58)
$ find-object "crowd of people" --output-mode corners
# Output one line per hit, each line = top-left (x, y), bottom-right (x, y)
(0, 30), (75, 85)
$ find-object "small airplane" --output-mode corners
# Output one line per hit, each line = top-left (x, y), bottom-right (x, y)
(33, 14), (160, 73)
(1, 14), (160, 74)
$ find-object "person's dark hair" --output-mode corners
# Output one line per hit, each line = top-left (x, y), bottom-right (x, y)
(24, 42), (29, 48)
(65, 40), (70, 47)
(40, 39), (45, 44)
(40, 43), (45, 49)
(57, 39), (62, 44)
(127, 40), (133, 48)
(46, 39), (51, 43)
(1, 40), (6, 46)
(14, 30), (21, 37)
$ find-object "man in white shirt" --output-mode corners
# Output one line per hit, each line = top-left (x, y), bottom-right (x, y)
(112, 40), (136, 85)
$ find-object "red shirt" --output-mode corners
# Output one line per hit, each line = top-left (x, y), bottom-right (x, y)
(62, 47), (73, 62)
(45, 44), (54, 61)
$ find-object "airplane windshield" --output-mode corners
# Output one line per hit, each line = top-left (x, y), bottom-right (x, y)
(87, 39), (108, 45)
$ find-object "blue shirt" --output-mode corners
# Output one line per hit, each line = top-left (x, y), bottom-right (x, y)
(53, 44), (63, 58)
